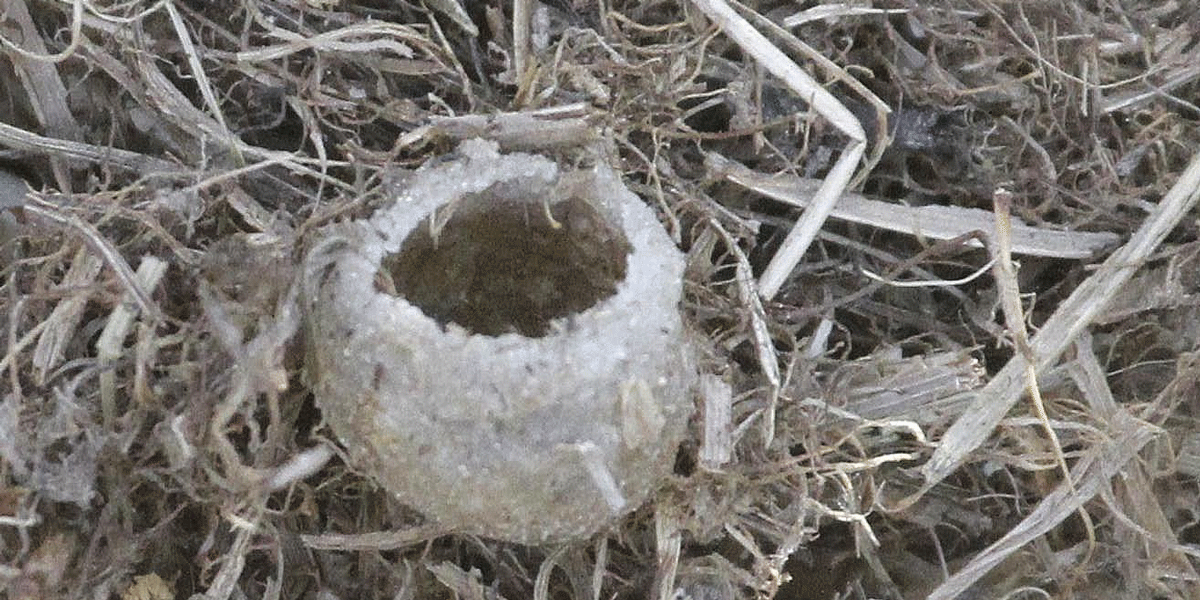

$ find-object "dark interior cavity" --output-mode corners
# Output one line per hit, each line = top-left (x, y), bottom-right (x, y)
(380, 193), (632, 337)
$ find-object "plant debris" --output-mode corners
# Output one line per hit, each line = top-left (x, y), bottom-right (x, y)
(1, 1), (1199, 599)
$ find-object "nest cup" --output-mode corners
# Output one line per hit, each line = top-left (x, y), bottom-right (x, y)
(304, 140), (695, 543)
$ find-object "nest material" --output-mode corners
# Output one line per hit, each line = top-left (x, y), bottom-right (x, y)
(2, 1), (1200, 599)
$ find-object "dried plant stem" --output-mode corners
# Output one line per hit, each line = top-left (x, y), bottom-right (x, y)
(688, 0), (865, 300)
(0, 0), (83, 63)
(23, 200), (159, 320)
(919, 149), (1200, 490)
(707, 152), (1120, 259)
(0, 120), (183, 175)
(164, 1), (242, 165)
(96, 256), (167, 427)
(991, 189), (1097, 569)
(300, 526), (443, 551)
(513, 0), (533, 80)
(709, 218), (780, 444)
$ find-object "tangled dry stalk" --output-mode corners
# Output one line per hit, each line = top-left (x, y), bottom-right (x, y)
(1, 1), (1199, 599)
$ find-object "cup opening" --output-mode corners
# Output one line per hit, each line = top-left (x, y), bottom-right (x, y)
(379, 192), (632, 337)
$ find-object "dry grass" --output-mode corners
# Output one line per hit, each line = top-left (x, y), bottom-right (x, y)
(1, 1), (1199, 599)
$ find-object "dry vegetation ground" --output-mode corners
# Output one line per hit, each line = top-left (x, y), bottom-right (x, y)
(1, 1), (1200, 599)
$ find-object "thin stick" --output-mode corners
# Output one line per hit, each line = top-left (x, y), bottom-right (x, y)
(165, 1), (242, 165)
(0, 120), (183, 175)
(707, 151), (1120, 259)
(513, 0), (533, 79)
(917, 148), (1200, 493)
(23, 201), (159, 321)
(0, 0), (83, 63)
(991, 188), (1096, 568)
(688, 0), (866, 300)
(709, 218), (780, 446)
(301, 526), (444, 550)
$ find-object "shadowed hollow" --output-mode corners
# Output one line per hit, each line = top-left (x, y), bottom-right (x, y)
(381, 193), (632, 337)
